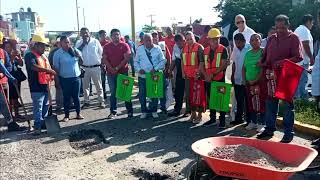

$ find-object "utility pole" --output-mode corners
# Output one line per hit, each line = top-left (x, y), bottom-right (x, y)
(82, 8), (86, 27)
(147, 14), (156, 27)
(130, 0), (135, 42)
(76, 0), (80, 34)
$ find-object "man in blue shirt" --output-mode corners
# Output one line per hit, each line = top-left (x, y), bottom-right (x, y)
(125, 35), (136, 77)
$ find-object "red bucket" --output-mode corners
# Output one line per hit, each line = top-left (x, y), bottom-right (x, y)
(275, 59), (304, 102)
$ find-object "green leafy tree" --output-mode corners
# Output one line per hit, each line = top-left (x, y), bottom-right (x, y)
(141, 25), (158, 33)
(215, 0), (320, 40)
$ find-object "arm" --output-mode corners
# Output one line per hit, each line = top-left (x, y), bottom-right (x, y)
(134, 48), (143, 73)
(197, 46), (204, 73)
(181, 53), (185, 79)
(74, 49), (83, 65)
(116, 43), (132, 70)
(102, 47), (116, 74)
(231, 62), (235, 84)
(52, 51), (60, 75)
(5, 52), (12, 72)
(242, 66), (247, 85)
(288, 35), (303, 64)
(0, 61), (15, 82)
(97, 40), (103, 60)
(302, 41), (314, 65)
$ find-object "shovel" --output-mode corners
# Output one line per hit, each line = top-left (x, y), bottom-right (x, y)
(45, 84), (60, 134)
(13, 83), (32, 131)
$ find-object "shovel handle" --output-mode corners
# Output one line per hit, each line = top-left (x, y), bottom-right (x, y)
(0, 83), (13, 120)
(13, 83), (28, 116)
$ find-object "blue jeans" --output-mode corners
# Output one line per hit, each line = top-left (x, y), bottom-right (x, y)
(59, 76), (81, 118)
(107, 72), (133, 114)
(31, 92), (49, 129)
(138, 77), (160, 113)
(295, 64), (309, 99)
(265, 98), (294, 137)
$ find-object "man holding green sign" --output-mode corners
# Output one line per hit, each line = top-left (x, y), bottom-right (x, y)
(201, 28), (230, 128)
(134, 33), (167, 119)
(102, 29), (133, 119)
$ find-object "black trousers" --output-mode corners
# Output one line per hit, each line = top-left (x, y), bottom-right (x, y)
(205, 79), (226, 123)
(173, 58), (186, 113)
(234, 84), (248, 122)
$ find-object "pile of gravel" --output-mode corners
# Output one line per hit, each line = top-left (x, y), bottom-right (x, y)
(208, 144), (294, 171)
(131, 168), (174, 180)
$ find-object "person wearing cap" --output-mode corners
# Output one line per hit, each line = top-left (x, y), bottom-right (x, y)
(164, 27), (175, 55)
(25, 34), (56, 135)
(48, 36), (63, 111)
(138, 32), (145, 47)
(201, 28), (229, 128)
(75, 27), (104, 109)
(181, 31), (204, 123)
(152, 31), (171, 114)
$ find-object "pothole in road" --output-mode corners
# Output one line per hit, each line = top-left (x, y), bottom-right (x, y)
(68, 129), (108, 151)
(131, 168), (174, 180)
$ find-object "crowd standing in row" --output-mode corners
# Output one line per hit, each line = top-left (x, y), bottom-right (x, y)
(0, 13), (320, 145)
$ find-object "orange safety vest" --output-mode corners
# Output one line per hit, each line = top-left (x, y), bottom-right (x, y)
(32, 50), (52, 85)
(204, 44), (225, 81)
(0, 48), (8, 84)
(182, 43), (202, 78)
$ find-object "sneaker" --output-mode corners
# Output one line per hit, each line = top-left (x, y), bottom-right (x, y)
(107, 113), (117, 119)
(159, 109), (167, 115)
(245, 123), (257, 130)
(140, 113), (147, 119)
(152, 112), (159, 118)
(63, 117), (69, 122)
(7, 121), (23, 132)
(99, 103), (106, 108)
(203, 120), (218, 127)
(256, 125), (265, 133)
(81, 103), (89, 109)
(168, 111), (180, 117)
(182, 112), (191, 117)
(31, 128), (41, 136)
(128, 113), (133, 118)
(280, 135), (293, 143)
(76, 114), (84, 120)
(257, 130), (274, 139)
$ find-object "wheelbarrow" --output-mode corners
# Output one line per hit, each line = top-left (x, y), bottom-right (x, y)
(191, 137), (318, 180)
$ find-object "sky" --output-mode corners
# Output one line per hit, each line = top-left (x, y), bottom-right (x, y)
(1, 0), (221, 35)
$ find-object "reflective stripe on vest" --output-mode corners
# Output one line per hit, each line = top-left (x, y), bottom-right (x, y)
(204, 44), (224, 69)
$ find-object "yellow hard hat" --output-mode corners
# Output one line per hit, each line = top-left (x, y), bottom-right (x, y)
(207, 28), (221, 38)
(0, 31), (4, 44)
(32, 34), (49, 45)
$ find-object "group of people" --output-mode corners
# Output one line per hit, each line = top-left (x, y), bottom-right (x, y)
(0, 12), (319, 144)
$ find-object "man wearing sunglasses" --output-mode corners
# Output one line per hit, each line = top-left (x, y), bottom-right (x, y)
(232, 14), (255, 46)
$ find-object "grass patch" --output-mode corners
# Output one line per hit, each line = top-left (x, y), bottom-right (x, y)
(280, 100), (320, 127)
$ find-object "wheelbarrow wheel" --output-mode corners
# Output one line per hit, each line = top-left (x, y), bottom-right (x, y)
(187, 159), (233, 180)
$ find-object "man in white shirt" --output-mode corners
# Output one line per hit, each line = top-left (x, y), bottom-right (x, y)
(230, 33), (251, 126)
(75, 27), (104, 108)
(134, 33), (166, 119)
(233, 14), (255, 46)
(294, 14), (314, 99)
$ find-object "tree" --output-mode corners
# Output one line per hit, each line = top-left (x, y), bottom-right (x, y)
(141, 25), (158, 33)
(214, 0), (320, 40)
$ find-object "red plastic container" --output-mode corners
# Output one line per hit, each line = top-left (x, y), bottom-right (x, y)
(275, 60), (304, 102)
(191, 137), (318, 180)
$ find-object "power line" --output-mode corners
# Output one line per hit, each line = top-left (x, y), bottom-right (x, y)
(147, 14), (156, 27)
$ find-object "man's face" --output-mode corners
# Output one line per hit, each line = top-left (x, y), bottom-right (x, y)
(125, 37), (129, 43)
(100, 32), (107, 41)
(4, 43), (12, 53)
(36, 43), (46, 55)
(111, 31), (120, 43)
(275, 21), (288, 34)
(80, 29), (90, 40)
(235, 40), (245, 50)
(61, 38), (71, 50)
(235, 16), (245, 30)
(176, 39), (185, 49)
(143, 35), (153, 48)
(186, 34), (195, 45)
(152, 34), (159, 44)
(209, 38), (219, 49)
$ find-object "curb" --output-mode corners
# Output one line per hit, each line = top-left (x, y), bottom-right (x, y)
(276, 118), (320, 136)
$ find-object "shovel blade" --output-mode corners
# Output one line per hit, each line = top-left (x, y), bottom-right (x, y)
(45, 115), (61, 134)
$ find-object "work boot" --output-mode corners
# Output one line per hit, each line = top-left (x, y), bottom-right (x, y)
(7, 122), (23, 132)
